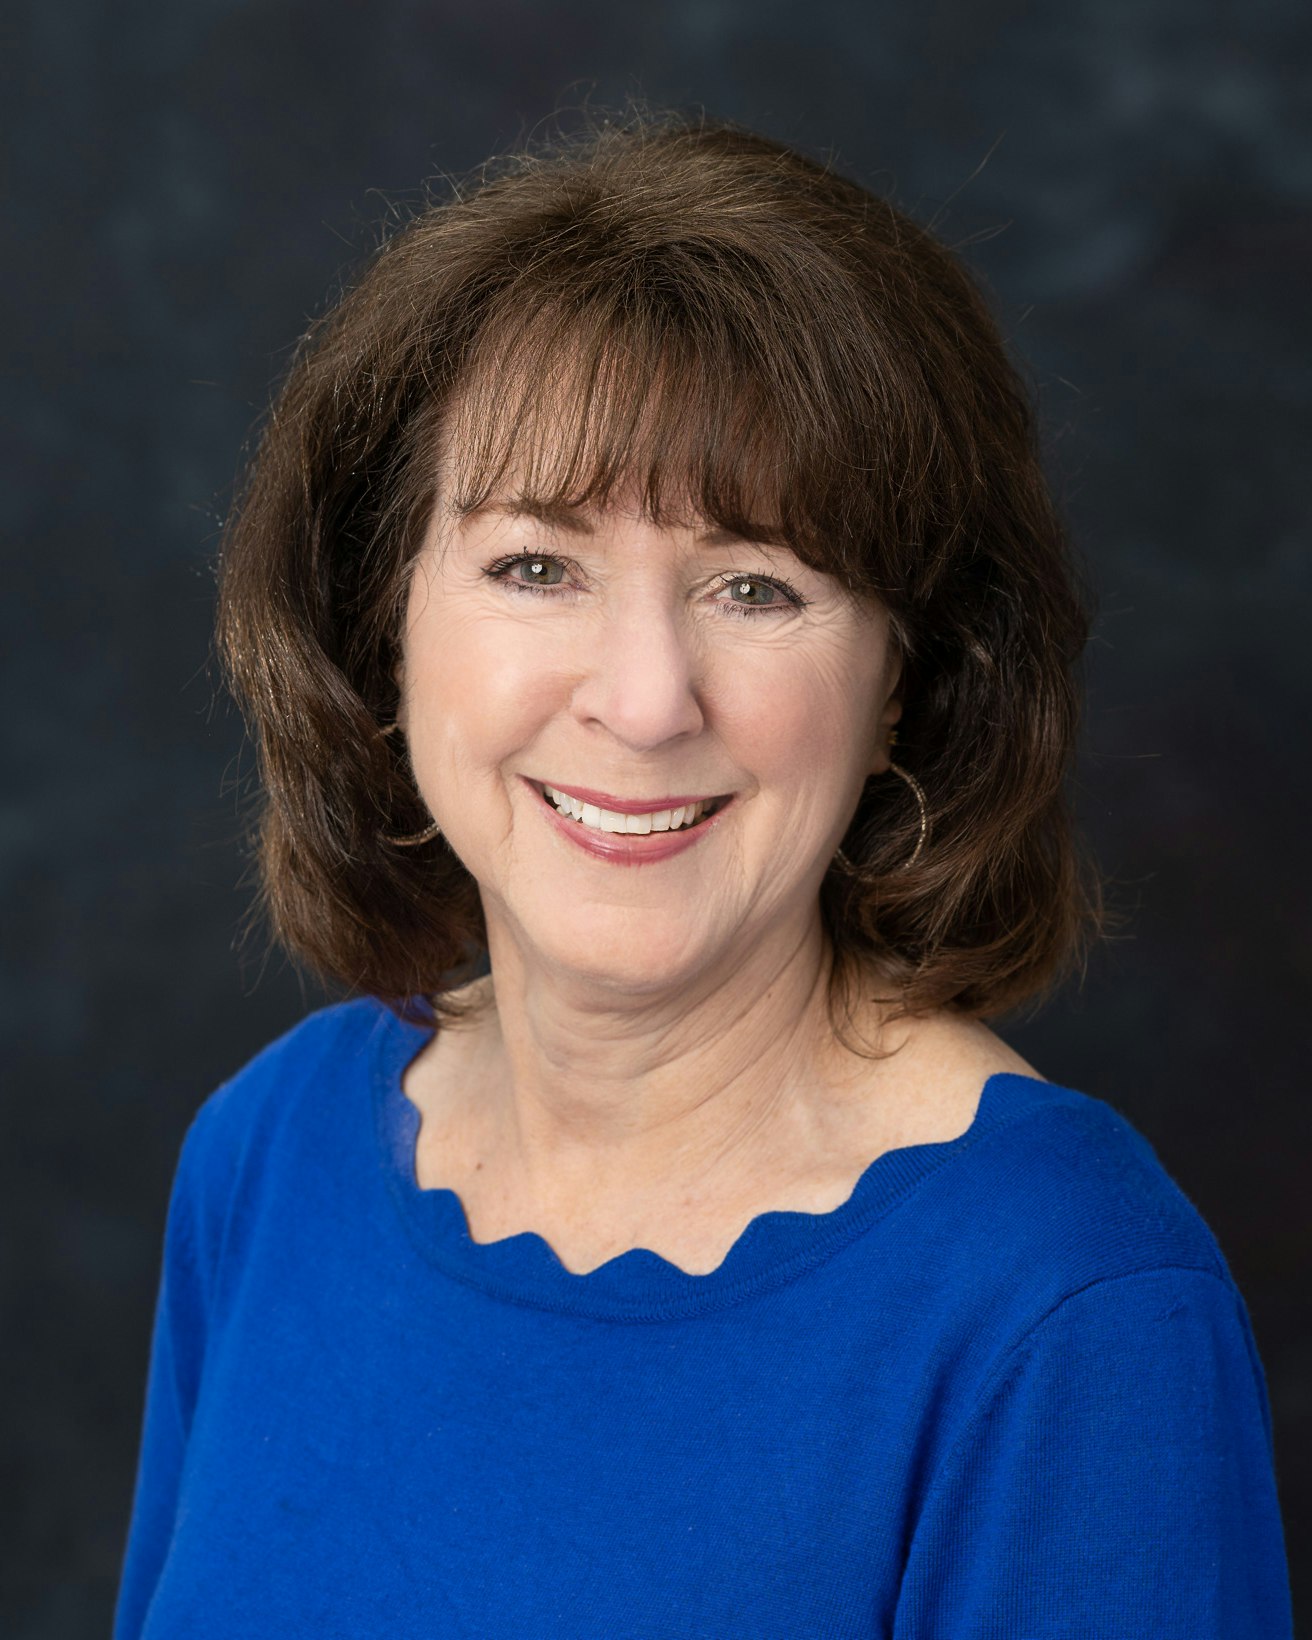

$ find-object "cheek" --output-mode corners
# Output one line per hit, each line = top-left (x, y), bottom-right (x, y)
(720, 642), (878, 785)
(404, 608), (568, 777)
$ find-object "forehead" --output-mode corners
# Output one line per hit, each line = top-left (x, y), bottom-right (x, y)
(429, 309), (794, 553)
(456, 494), (776, 552)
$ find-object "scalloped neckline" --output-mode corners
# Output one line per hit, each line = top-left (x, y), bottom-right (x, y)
(371, 1001), (1056, 1321)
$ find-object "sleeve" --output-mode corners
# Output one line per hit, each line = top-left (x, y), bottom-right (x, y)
(113, 1104), (224, 1640)
(892, 1265), (1295, 1640)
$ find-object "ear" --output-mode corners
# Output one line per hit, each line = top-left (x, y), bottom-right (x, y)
(392, 657), (407, 735)
(869, 652), (905, 776)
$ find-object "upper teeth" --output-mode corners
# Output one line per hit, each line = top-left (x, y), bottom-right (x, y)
(542, 786), (713, 834)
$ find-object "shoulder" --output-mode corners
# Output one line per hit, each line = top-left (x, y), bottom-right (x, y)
(196, 995), (388, 1123)
(946, 1069), (1238, 1325)
(871, 1060), (1266, 1479)
(880, 1009), (1233, 1296)
(161, 997), (404, 1306)
(178, 996), (396, 1201)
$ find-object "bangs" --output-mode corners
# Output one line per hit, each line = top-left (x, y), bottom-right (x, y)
(431, 283), (902, 597)
(218, 113), (1103, 1026)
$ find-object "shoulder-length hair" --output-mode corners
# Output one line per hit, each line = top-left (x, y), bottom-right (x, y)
(216, 107), (1106, 1039)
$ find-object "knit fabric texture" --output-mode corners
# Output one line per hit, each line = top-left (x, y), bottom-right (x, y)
(114, 998), (1294, 1638)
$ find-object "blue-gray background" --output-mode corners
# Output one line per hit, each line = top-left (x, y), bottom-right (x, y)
(7, 1), (1309, 1631)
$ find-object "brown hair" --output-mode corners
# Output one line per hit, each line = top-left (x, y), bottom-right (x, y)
(216, 105), (1107, 1038)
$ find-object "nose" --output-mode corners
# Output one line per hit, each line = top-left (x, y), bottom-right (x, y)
(568, 597), (706, 751)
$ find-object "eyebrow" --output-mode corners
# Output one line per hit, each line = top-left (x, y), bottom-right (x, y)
(465, 498), (774, 550)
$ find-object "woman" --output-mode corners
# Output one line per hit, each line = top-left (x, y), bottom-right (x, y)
(115, 112), (1294, 1636)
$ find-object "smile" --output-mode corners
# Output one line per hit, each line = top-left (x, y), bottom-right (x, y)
(538, 783), (725, 835)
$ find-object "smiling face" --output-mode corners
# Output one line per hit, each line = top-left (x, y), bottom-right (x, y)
(398, 478), (902, 1002)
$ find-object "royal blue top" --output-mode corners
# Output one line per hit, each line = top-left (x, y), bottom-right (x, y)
(114, 997), (1294, 1638)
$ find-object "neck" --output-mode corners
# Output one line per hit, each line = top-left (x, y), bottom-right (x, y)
(455, 911), (892, 1215)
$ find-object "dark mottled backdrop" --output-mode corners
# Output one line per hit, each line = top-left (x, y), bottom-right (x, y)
(6, 1), (1309, 1632)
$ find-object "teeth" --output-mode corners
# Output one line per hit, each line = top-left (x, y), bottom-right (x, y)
(542, 786), (712, 834)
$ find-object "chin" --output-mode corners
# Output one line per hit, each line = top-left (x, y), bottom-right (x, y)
(525, 910), (714, 996)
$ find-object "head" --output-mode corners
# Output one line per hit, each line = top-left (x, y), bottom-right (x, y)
(217, 109), (1105, 1040)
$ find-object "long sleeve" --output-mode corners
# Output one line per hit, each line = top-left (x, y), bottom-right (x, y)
(113, 1109), (220, 1640)
(892, 1264), (1294, 1638)
(101, 1006), (1300, 1635)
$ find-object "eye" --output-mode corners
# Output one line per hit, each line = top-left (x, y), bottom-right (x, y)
(715, 573), (806, 616)
(482, 553), (571, 594)
(480, 554), (807, 615)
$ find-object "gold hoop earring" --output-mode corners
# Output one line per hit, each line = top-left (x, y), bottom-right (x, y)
(381, 818), (444, 848)
(377, 720), (444, 847)
(833, 758), (929, 878)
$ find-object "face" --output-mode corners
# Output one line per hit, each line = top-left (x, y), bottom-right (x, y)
(398, 482), (902, 1000)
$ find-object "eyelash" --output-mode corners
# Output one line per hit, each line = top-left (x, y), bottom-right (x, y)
(480, 554), (808, 618)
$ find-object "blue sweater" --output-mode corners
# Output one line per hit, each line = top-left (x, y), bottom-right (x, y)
(114, 998), (1294, 1638)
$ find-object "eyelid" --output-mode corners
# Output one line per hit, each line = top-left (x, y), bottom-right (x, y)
(482, 552), (807, 611)
(481, 550), (582, 586)
(710, 571), (808, 609)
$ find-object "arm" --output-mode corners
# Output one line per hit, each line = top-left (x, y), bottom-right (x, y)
(893, 1265), (1294, 1639)
(112, 1108), (219, 1640)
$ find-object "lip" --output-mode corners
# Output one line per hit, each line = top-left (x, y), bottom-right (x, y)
(527, 778), (729, 816)
(523, 777), (733, 866)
